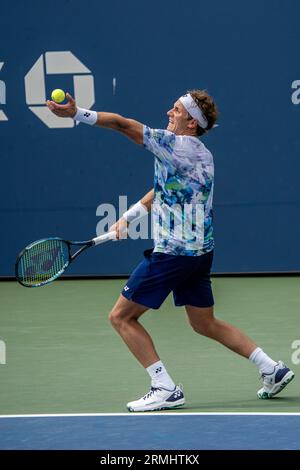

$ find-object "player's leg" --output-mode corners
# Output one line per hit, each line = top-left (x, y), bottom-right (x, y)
(109, 294), (184, 412)
(108, 250), (187, 411)
(173, 250), (295, 398)
(109, 294), (158, 367)
(111, 251), (177, 388)
(174, 250), (261, 359)
(185, 304), (256, 358)
(185, 305), (295, 398)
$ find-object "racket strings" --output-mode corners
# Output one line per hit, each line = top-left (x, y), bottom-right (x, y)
(18, 239), (69, 286)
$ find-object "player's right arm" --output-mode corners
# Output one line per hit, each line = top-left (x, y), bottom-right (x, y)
(46, 93), (144, 145)
(110, 188), (154, 239)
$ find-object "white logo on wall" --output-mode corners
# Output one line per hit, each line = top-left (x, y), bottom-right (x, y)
(291, 339), (300, 365)
(0, 62), (8, 121)
(24, 51), (95, 128)
(291, 80), (300, 104)
(0, 339), (6, 365)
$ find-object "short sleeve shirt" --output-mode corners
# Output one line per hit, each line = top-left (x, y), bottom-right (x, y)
(143, 126), (214, 256)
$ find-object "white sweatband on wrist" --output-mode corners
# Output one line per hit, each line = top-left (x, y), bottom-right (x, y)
(74, 107), (98, 125)
(123, 200), (148, 223)
(179, 93), (208, 129)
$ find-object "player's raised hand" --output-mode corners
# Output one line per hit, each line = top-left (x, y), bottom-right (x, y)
(46, 93), (77, 118)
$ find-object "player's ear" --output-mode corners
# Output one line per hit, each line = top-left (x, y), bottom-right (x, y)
(187, 118), (198, 130)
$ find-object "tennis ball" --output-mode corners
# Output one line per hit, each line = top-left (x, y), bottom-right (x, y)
(51, 89), (66, 103)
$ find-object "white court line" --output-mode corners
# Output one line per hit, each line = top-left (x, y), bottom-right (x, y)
(0, 412), (300, 419)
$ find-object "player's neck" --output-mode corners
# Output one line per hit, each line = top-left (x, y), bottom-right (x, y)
(175, 130), (198, 137)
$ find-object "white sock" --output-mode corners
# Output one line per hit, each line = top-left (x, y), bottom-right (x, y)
(249, 347), (277, 374)
(146, 360), (175, 391)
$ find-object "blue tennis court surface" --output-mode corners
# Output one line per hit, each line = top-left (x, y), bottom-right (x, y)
(0, 414), (299, 450)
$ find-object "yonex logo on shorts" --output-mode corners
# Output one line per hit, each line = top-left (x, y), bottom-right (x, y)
(123, 286), (130, 291)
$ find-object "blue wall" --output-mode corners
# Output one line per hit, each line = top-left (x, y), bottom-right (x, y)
(1, 0), (300, 275)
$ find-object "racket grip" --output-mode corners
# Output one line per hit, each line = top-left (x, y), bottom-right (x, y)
(92, 231), (117, 245)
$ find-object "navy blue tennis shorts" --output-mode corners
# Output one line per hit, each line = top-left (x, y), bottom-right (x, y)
(121, 248), (214, 309)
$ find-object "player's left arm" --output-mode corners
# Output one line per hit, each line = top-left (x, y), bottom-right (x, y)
(46, 93), (144, 145)
(140, 188), (154, 211)
(96, 113), (143, 145)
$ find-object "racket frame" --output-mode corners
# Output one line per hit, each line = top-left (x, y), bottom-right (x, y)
(15, 232), (116, 288)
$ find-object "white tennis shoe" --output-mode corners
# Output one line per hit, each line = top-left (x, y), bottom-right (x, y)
(127, 385), (185, 412)
(257, 361), (295, 399)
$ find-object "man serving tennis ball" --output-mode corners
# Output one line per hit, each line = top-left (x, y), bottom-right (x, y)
(47, 92), (295, 412)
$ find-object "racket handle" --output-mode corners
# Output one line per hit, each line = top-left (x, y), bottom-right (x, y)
(92, 231), (117, 245)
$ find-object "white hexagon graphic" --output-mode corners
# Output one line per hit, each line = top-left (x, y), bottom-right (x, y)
(24, 51), (95, 128)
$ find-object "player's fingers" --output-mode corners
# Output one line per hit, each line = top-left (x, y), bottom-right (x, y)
(46, 101), (60, 113)
(116, 226), (121, 239)
(49, 106), (65, 117)
(47, 100), (62, 110)
(54, 102), (71, 110)
(52, 109), (63, 117)
(109, 223), (119, 239)
(47, 99), (71, 111)
(66, 93), (75, 104)
(118, 226), (128, 239)
(109, 223), (117, 232)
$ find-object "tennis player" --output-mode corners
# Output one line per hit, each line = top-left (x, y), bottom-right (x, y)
(47, 91), (295, 412)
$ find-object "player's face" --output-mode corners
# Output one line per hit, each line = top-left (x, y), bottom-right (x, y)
(167, 100), (190, 134)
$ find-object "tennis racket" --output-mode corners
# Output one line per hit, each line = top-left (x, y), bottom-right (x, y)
(15, 231), (116, 288)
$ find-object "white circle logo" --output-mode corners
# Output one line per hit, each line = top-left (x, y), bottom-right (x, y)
(24, 51), (95, 128)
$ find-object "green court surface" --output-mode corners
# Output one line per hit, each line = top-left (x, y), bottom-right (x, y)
(0, 278), (299, 414)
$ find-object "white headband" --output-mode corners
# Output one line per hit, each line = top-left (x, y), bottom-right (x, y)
(179, 93), (208, 129)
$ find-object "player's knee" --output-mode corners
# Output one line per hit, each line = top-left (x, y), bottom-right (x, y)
(108, 309), (124, 330)
(189, 317), (215, 336)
